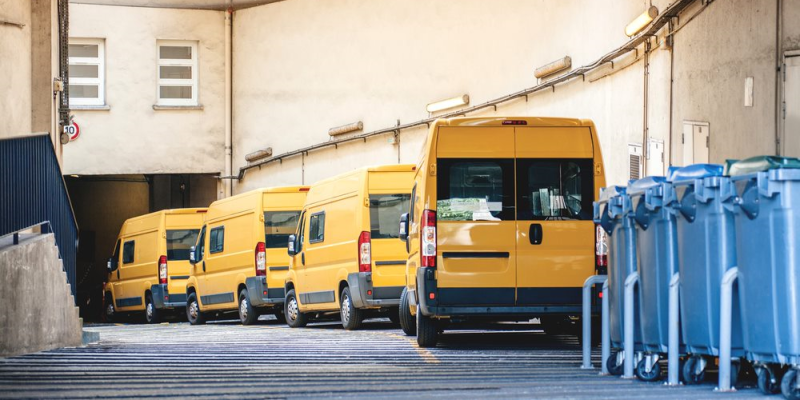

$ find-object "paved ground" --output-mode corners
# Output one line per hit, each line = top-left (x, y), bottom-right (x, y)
(0, 317), (765, 399)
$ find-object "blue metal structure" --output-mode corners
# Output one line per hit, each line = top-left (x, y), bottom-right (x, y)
(0, 134), (79, 298)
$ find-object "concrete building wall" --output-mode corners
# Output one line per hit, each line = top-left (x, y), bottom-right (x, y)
(1, 0), (34, 137)
(63, 4), (226, 177)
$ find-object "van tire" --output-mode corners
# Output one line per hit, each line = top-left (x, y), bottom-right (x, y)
(186, 293), (206, 325)
(239, 289), (259, 325)
(145, 293), (161, 324)
(105, 292), (115, 323)
(340, 287), (364, 330)
(416, 305), (438, 348)
(399, 287), (416, 336)
(285, 289), (308, 328)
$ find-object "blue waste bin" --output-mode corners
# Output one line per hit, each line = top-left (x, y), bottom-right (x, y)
(594, 186), (640, 375)
(669, 164), (744, 384)
(628, 176), (681, 381)
(729, 156), (800, 398)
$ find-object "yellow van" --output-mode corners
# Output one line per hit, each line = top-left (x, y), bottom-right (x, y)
(186, 186), (308, 325)
(398, 117), (607, 347)
(284, 165), (415, 330)
(104, 208), (207, 323)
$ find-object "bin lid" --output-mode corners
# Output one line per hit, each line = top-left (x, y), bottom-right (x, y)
(598, 185), (627, 203)
(727, 155), (800, 177)
(668, 164), (725, 183)
(628, 176), (666, 195)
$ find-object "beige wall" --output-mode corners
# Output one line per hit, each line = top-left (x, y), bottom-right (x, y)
(1, 0), (33, 137)
(63, 4), (226, 176)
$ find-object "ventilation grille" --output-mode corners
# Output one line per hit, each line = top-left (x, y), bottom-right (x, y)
(628, 143), (643, 181)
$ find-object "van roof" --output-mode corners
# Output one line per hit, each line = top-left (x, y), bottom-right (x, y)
(125, 208), (207, 222)
(310, 164), (415, 186)
(437, 116), (586, 127)
(210, 185), (310, 205)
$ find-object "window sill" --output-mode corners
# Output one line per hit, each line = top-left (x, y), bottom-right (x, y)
(71, 105), (111, 111)
(152, 104), (204, 111)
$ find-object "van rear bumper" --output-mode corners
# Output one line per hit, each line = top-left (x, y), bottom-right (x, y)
(347, 273), (401, 308)
(245, 277), (285, 307)
(414, 268), (597, 317)
(150, 284), (187, 309)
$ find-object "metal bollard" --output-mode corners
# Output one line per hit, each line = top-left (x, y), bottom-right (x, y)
(718, 267), (739, 392)
(581, 275), (608, 369)
(623, 272), (639, 379)
(667, 272), (681, 386)
(601, 281), (610, 375)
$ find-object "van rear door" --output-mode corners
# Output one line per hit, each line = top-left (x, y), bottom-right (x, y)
(514, 126), (596, 306)
(434, 126), (517, 306)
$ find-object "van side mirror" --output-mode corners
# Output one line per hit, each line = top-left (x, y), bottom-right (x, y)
(399, 213), (409, 243)
(189, 246), (196, 265)
(287, 234), (298, 256)
(107, 257), (118, 273)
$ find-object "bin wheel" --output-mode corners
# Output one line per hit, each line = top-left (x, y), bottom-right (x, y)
(636, 357), (662, 382)
(606, 351), (623, 376)
(681, 356), (705, 385)
(398, 287), (416, 336)
(757, 366), (781, 395)
(782, 369), (800, 400)
(730, 360), (741, 388)
(239, 289), (259, 325)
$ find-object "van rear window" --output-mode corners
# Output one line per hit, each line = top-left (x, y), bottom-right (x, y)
(436, 158), (515, 221)
(166, 229), (200, 261)
(370, 194), (411, 239)
(517, 159), (594, 220)
(264, 211), (301, 248)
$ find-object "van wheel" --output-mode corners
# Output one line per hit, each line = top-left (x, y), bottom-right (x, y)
(399, 287), (416, 336)
(239, 289), (259, 325)
(340, 287), (364, 330)
(273, 310), (286, 324)
(105, 293), (115, 323)
(285, 289), (307, 328)
(416, 305), (438, 348)
(186, 293), (206, 325)
(145, 293), (161, 324)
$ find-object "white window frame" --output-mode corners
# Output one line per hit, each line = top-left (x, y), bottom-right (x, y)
(68, 38), (105, 106)
(156, 40), (199, 106)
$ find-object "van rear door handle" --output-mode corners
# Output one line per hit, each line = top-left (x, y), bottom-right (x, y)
(529, 223), (543, 245)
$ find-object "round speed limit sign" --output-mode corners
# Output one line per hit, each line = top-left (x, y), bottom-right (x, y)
(64, 121), (80, 141)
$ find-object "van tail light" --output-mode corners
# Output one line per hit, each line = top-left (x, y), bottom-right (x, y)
(595, 224), (608, 274)
(421, 209), (437, 268)
(255, 242), (266, 277)
(358, 231), (371, 272)
(158, 255), (168, 284)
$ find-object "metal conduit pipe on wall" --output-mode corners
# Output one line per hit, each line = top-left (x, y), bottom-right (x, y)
(228, 0), (701, 182)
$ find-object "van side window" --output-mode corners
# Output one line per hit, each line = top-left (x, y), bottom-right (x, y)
(436, 158), (515, 221)
(112, 239), (121, 262)
(297, 212), (306, 252)
(264, 211), (301, 248)
(517, 159), (594, 220)
(409, 184), (417, 224)
(122, 241), (135, 264)
(308, 212), (325, 243)
(195, 226), (206, 261)
(209, 226), (224, 254)
(370, 194), (410, 239)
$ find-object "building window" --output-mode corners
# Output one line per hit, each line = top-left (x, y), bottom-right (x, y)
(156, 40), (198, 106)
(68, 38), (105, 106)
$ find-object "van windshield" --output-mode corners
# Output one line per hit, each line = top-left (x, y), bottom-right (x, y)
(166, 229), (200, 261)
(370, 194), (411, 239)
(517, 159), (594, 220)
(264, 211), (301, 248)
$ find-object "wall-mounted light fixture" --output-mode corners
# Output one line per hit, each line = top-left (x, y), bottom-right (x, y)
(625, 6), (658, 37)
(534, 56), (572, 79)
(328, 121), (364, 137)
(245, 147), (273, 163)
(426, 94), (469, 113)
